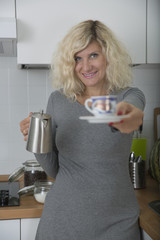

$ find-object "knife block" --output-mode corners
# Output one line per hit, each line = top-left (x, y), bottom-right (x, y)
(129, 160), (146, 189)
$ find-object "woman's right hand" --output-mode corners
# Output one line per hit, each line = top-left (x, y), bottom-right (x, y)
(19, 112), (32, 141)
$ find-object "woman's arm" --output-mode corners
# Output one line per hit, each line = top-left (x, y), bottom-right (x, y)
(19, 93), (59, 178)
(109, 87), (145, 134)
(110, 102), (144, 133)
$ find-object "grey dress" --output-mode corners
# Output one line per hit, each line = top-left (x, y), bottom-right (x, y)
(35, 87), (145, 240)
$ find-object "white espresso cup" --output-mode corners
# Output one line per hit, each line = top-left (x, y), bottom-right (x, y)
(85, 95), (117, 117)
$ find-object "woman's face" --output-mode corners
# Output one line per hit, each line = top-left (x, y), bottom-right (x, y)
(74, 41), (107, 89)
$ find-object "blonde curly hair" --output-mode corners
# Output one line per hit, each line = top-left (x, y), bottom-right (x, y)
(51, 20), (132, 100)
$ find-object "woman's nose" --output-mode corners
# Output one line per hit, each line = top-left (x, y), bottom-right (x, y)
(82, 59), (92, 72)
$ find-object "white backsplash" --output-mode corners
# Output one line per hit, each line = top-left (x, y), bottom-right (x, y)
(0, 57), (160, 174)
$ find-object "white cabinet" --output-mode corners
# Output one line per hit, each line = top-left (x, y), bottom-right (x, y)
(21, 218), (40, 240)
(0, 218), (154, 240)
(0, 0), (17, 57)
(16, 0), (146, 66)
(147, 0), (160, 63)
(0, 218), (40, 240)
(0, 219), (20, 240)
(0, 0), (15, 17)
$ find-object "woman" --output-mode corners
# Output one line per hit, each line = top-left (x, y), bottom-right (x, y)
(20, 20), (145, 240)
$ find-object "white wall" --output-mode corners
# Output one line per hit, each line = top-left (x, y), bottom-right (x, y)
(0, 57), (52, 174)
(0, 57), (160, 174)
(132, 64), (160, 164)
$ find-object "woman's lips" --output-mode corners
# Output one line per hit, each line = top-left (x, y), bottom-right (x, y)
(82, 71), (97, 79)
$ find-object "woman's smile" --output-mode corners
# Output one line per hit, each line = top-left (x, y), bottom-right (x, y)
(82, 71), (98, 79)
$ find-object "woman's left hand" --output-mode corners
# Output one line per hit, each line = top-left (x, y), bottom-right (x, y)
(109, 102), (144, 134)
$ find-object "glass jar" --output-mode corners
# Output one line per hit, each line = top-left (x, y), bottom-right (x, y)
(24, 160), (47, 186)
(34, 181), (53, 203)
(8, 159), (47, 187)
(18, 180), (53, 203)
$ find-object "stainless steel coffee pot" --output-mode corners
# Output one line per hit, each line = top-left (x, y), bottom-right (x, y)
(26, 111), (52, 154)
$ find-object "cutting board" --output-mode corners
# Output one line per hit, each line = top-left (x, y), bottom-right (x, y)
(154, 108), (160, 141)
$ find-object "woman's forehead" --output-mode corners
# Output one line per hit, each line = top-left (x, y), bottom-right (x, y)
(75, 41), (102, 56)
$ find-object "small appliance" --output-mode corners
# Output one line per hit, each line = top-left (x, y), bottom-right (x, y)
(0, 181), (20, 207)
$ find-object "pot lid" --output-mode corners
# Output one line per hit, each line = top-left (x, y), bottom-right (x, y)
(32, 111), (51, 120)
(18, 185), (34, 196)
(34, 180), (53, 188)
(8, 166), (24, 182)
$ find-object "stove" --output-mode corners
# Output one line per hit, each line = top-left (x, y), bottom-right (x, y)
(0, 182), (20, 207)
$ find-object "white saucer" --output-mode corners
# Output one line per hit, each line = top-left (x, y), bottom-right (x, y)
(79, 115), (129, 123)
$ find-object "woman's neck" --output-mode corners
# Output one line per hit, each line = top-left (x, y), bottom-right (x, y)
(83, 86), (107, 97)
(76, 86), (108, 105)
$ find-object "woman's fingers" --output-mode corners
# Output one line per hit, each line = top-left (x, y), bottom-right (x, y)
(109, 102), (144, 134)
(19, 112), (32, 140)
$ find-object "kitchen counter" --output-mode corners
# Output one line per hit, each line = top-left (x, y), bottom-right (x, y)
(0, 175), (54, 220)
(0, 174), (160, 239)
(135, 174), (160, 240)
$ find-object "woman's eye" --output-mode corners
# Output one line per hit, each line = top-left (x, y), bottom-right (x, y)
(90, 53), (98, 59)
(74, 56), (81, 62)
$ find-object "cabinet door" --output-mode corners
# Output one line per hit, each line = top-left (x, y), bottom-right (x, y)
(0, 0), (15, 17)
(0, 219), (20, 240)
(21, 218), (40, 240)
(16, 0), (146, 66)
(147, 0), (160, 63)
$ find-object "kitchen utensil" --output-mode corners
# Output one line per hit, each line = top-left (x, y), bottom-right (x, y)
(136, 155), (142, 163)
(129, 159), (146, 189)
(0, 182), (20, 207)
(18, 180), (53, 204)
(34, 180), (53, 203)
(26, 111), (52, 154)
(79, 114), (129, 123)
(84, 96), (117, 117)
(129, 152), (135, 162)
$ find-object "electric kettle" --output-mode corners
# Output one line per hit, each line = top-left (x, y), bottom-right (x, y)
(26, 111), (52, 154)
